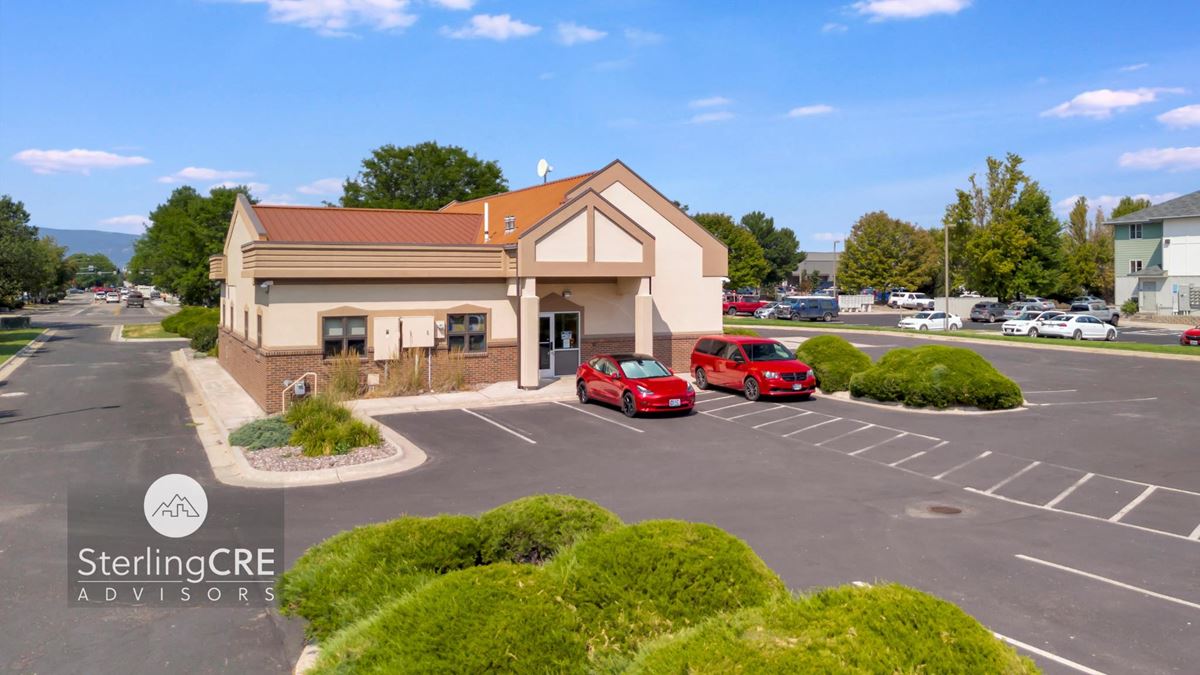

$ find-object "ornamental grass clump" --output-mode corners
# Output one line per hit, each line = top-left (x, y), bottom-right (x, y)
(549, 520), (786, 666)
(277, 515), (481, 640)
(793, 334), (871, 393)
(849, 344), (1023, 410)
(284, 395), (380, 456)
(478, 494), (623, 564)
(227, 416), (293, 450)
(312, 563), (587, 675)
(625, 583), (1038, 674)
(327, 351), (362, 401)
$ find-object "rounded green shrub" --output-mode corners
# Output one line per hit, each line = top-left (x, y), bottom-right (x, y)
(228, 416), (293, 450)
(162, 306), (218, 338)
(312, 563), (587, 674)
(626, 584), (1038, 674)
(479, 494), (623, 564)
(277, 514), (481, 640)
(551, 520), (786, 664)
(849, 345), (1023, 410)
(189, 322), (218, 352)
(794, 334), (871, 393)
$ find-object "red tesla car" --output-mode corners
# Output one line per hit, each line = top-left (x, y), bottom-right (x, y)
(690, 335), (816, 401)
(576, 353), (695, 417)
(1181, 324), (1200, 347)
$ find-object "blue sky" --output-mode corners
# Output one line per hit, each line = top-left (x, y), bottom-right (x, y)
(3, 0), (1199, 249)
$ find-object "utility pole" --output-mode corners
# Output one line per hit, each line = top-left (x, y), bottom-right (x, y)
(944, 225), (950, 332)
(832, 240), (840, 296)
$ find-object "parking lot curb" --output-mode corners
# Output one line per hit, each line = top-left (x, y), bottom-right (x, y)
(0, 327), (54, 381)
(821, 390), (1028, 415)
(172, 349), (427, 489)
(736, 323), (1200, 362)
(109, 325), (188, 343)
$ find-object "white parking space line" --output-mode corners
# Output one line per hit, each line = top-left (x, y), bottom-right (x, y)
(752, 411), (811, 429)
(783, 417), (842, 437)
(1189, 522), (1200, 541)
(888, 450), (926, 467)
(1027, 397), (1157, 407)
(984, 461), (1041, 495)
(849, 431), (907, 456)
(460, 408), (536, 444)
(928, 440), (949, 451)
(1044, 472), (1094, 508)
(1108, 486), (1157, 523)
(693, 389), (723, 397)
(726, 404), (787, 420)
(704, 401), (755, 414)
(992, 633), (1106, 675)
(1023, 389), (1077, 395)
(932, 451), (991, 480)
(551, 401), (643, 433)
(816, 423), (874, 447)
(696, 394), (735, 404)
(1015, 554), (1200, 612)
(968, 488), (1199, 544)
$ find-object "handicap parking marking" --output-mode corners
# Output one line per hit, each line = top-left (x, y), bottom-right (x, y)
(460, 408), (536, 444)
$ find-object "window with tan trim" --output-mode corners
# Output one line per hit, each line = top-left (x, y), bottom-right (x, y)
(447, 313), (487, 353)
(323, 316), (367, 357)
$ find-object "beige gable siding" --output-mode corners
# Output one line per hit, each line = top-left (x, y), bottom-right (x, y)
(593, 211), (642, 262)
(600, 181), (723, 334)
(534, 210), (588, 262)
(224, 209), (258, 343)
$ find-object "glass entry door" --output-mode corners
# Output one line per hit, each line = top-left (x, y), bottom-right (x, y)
(538, 311), (581, 378)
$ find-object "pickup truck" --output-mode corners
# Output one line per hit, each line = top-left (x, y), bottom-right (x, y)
(723, 296), (768, 316)
(1068, 301), (1120, 326)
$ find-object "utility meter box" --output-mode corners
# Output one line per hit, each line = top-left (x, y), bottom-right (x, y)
(372, 316), (402, 361)
(403, 316), (435, 348)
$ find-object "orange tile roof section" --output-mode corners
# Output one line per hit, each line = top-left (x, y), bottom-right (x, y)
(440, 172), (596, 245)
(252, 204), (484, 245)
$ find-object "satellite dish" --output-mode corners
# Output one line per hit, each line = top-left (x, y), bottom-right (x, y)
(536, 158), (553, 183)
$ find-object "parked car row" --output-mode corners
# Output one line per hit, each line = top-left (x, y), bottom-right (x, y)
(576, 335), (817, 417)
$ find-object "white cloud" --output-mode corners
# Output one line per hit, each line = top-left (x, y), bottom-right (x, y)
(593, 57), (633, 72)
(1041, 87), (1184, 119)
(821, 22), (848, 33)
(812, 232), (845, 242)
(442, 14), (540, 40)
(556, 22), (605, 45)
(296, 177), (343, 195)
(429, 0), (473, 9)
(209, 181), (270, 193)
(12, 148), (151, 175)
(99, 215), (151, 233)
(240, 0), (417, 37)
(688, 111), (734, 124)
(1118, 146), (1200, 172)
(689, 96), (732, 109)
(1157, 104), (1200, 129)
(1119, 62), (1148, 72)
(1054, 192), (1181, 215)
(853, 0), (970, 21)
(262, 193), (299, 204)
(624, 28), (663, 46)
(158, 166), (254, 184)
(787, 104), (835, 117)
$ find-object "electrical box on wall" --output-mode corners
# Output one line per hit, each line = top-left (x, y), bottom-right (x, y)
(372, 316), (401, 362)
(403, 316), (435, 348)
(435, 320), (446, 338)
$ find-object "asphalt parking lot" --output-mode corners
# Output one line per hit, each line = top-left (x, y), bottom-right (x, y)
(375, 335), (1200, 674)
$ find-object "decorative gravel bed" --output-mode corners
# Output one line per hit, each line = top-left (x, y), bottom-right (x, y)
(242, 442), (398, 472)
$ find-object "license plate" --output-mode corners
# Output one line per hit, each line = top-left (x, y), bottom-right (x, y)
(669, 399), (681, 407)
(792, 383), (802, 391)
(1191, 339), (1199, 345)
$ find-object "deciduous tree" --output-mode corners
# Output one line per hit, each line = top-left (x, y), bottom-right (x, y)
(837, 211), (937, 293)
(1110, 196), (1151, 220)
(67, 252), (121, 288)
(340, 142), (507, 210)
(693, 212), (770, 290)
(739, 211), (805, 287)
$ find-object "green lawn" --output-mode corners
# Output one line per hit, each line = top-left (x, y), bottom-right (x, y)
(0, 328), (45, 365)
(122, 323), (178, 339)
(725, 317), (1199, 357)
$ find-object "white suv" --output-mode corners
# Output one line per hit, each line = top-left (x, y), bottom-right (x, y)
(890, 292), (934, 310)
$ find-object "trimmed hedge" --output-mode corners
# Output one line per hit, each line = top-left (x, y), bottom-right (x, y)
(550, 520), (786, 664)
(284, 395), (381, 456)
(312, 563), (587, 674)
(277, 515), (481, 640)
(849, 345), (1023, 410)
(228, 416), (293, 450)
(626, 584), (1037, 674)
(794, 334), (871, 393)
(161, 306), (218, 339)
(479, 494), (623, 564)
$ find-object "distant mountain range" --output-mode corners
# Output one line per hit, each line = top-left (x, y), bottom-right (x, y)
(39, 227), (141, 268)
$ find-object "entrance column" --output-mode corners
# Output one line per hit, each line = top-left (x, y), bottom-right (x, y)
(634, 276), (653, 355)
(519, 278), (540, 388)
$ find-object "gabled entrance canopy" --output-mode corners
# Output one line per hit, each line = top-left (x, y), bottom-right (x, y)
(517, 189), (655, 278)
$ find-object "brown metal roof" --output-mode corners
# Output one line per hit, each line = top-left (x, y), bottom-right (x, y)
(252, 204), (485, 245)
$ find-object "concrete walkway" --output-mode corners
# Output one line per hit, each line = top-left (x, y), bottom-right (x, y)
(351, 377), (577, 417)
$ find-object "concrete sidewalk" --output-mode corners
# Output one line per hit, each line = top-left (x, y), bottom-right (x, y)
(351, 377), (578, 417)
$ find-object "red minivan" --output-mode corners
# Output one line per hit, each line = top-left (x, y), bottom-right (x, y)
(690, 335), (816, 401)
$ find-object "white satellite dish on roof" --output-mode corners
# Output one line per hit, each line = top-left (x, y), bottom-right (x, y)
(536, 158), (553, 183)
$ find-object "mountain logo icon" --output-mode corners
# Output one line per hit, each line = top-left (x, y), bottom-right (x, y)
(143, 474), (208, 538)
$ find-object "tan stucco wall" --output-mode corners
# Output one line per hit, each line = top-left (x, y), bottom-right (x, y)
(223, 209), (258, 343)
(542, 282), (635, 336)
(594, 211), (642, 262)
(600, 181), (723, 333)
(534, 211), (588, 261)
(262, 281), (517, 349)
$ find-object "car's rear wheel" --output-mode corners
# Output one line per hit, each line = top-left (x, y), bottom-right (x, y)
(1072, 330), (1082, 340)
(743, 377), (760, 402)
(577, 381), (589, 404)
(918, 325), (928, 331)
(727, 307), (738, 316)
(694, 368), (709, 390)
(1028, 327), (1038, 338)
(621, 393), (638, 418)
(988, 314), (996, 323)
(1106, 330), (1117, 342)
